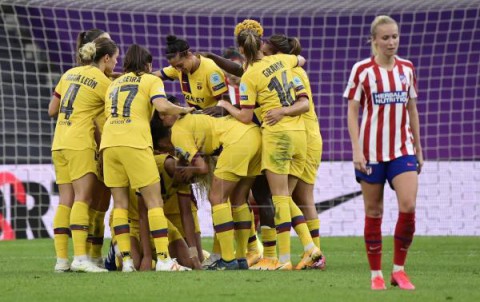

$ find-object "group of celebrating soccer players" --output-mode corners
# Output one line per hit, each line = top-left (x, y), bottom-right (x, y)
(49, 16), (422, 290)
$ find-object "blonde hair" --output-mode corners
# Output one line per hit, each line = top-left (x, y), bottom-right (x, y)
(79, 42), (97, 62)
(370, 15), (398, 56)
(236, 30), (261, 66)
(234, 19), (263, 37)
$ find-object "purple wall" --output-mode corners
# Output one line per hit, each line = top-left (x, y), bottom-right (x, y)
(13, 5), (480, 161)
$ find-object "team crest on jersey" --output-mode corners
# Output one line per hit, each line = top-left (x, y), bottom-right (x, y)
(240, 83), (247, 93)
(210, 72), (222, 85)
(196, 81), (203, 90)
(399, 74), (407, 85)
(293, 76), (305, 90)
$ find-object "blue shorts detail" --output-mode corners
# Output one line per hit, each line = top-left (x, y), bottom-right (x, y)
(355, 155), (418, 190)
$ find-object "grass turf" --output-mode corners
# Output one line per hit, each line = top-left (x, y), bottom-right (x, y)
(0, 236), (479, 302)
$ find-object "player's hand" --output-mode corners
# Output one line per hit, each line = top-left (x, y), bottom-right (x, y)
(416, 150), (424, 174)
(191, 256), (203, 270)
(180, 107), (195, 116)
(216, 100), (229, 108)
(139, 256), (153, 271)
(174, 167), (194, 183)
(202, 106), (229, 117)
(353, 150), (369, 174)
(264, 108), (286, 126)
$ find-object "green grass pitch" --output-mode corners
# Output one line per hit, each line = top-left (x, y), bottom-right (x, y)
(1, 236), (479, 302)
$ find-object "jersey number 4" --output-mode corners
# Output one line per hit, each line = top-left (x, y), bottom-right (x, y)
(110, 85), (139, 118)
(59, 83), (81, 120)
(268, 71), (295, 107)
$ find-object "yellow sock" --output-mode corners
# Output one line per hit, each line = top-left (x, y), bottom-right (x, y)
(148, 207), (169, 260)
(112, 208), (130, 260)
(307, 219), (321, 250)
(91, 211), (106, 258)
(86, 208), (96, 256)
(247, 208), (258, 253)
(212, 203), (235, 262)
(232, 203), (251, 259)
(273, 195), (291, 263)
(289, 199), (315, 251)
(70, 201), (90, 257)
(260, 226), (277, 258)
(212, 233), (221, 255)
(53, 205), (71, 259)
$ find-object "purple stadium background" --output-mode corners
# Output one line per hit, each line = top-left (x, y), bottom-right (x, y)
(1, 2), (478, 164)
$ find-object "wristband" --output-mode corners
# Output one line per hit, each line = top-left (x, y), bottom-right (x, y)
(188, 246), (199, 258)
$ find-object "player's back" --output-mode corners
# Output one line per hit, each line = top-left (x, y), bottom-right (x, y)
(171, 114), (220, 162)
(101, 72), (166, 150)
(241, 54), (305, 132)
(52, 65), (111, 151)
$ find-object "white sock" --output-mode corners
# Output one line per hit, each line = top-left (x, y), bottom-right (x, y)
(56, 258), (69, 264)
(304, 242), (315, 252)
(393, 264), (404, 272)
(279, 254), (290, 263)
(74, 255), (88, 261)
(371, 270), (383, 279)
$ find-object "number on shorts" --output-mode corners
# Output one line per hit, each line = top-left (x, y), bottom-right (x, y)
(110, 84), (139, 118)
(268, 71), (295, 107)
(59, 83), (81, 120)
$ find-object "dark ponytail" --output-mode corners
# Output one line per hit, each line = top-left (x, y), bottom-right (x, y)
(267, 34), (302, 55)
(165, 35), (190, 60)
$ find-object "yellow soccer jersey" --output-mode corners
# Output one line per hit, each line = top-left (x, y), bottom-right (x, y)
(292, 67), (318, 123)
(52, 66), (111, 151)
(154, 153), (194, 215)
(101, 72), (167, 150)
(239, 54), (307, 132)
(161, 55), (228, 109)
(171, 114), (256, 163)
(94, 112), (107, 135)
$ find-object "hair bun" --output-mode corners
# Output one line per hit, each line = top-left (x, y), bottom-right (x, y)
(166, 35), (178, 45)
(79, 42), (97, 61)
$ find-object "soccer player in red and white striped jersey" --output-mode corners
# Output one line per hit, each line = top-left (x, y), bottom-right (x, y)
(345, 15), (424, 291)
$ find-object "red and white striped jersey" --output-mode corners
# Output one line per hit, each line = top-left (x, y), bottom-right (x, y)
(227, 84), (240, 105)
(343, 56), (418, 163)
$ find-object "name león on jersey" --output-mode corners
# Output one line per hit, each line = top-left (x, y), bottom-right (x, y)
(372, 91), (408, 105)
(262, 61), (285, 77)
(65, 74), (98, 89)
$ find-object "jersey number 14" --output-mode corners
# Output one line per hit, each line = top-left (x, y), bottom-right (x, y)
(268, 71), (295, 107)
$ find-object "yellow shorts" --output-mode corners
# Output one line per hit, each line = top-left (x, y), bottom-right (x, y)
(167, 219), (184, 242)
(215, 127), (262, 182)
(102, 146), (159, 189)
(261, 128), (307, 178)
(166, 211), (201, 238)
(300, 130), (323, 184)
(52, 149), (98, 184)
(129, 218), (140, 242)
